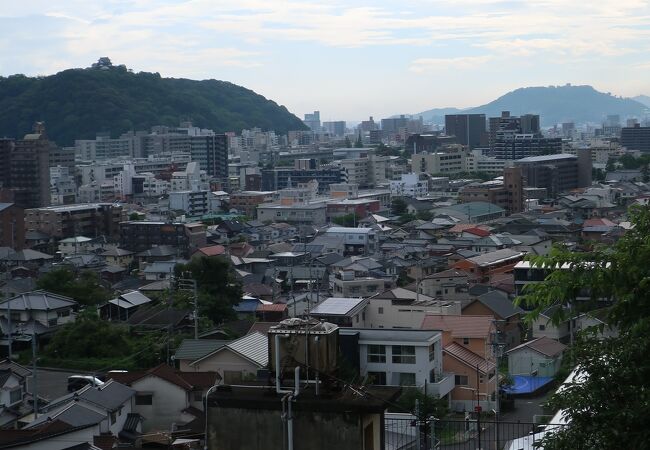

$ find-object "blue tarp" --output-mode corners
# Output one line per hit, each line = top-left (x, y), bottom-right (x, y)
(502, 375), (554, 395)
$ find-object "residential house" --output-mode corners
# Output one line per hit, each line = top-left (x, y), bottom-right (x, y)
(462, 289), (524, 347)
(417, 269), (470, 305)
(530, 306), (571, 343)
(100, 247), (135, 268)
(309, 297), (369, 327)
(0, 291), (77, 346)
(575, 308), (618, 339)
(323, 227), (378, 255)
(24, 380), (138, 444)
(507, 337), (566, 377)
(100, 290), (153, 321)
(175, 332), (268, 383)
(109, 364), (219, 432)
(0, 360), (31, 427)
(364, 288), (461, 329)
(421, 314), (497, 411)
(339, 328), (455, 401)
(453, 248), (524, 284)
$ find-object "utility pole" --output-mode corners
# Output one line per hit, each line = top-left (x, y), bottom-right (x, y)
(32, 330), (38, 419)
(6, 301), (11, 361)
(177, 273), (199, 339)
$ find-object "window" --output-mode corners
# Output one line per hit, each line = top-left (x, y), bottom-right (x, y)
(367, 345), (386, 363)
(367, 371), (386, 385)
(455, 375), (469, 386)
(135, 394), (153, 405)
(193, 391), (203, 402)
(48, 318), (58, 327)
(539, 324), (546, 331)
(378, 307), (384, 314)
(9, 388), (21, 405)
(392, 346), (416, 364)
(428, 344), (436, 362)
(398, 372), (416, 386)
(463, 337), (470, 345)
(57, 310), (70, 318)
(110, 411), (117, 425)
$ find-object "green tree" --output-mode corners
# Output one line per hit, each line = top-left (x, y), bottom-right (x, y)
(175, 256), (242, 325)
(518, 205), (650, 449)
(392, 387), (449, 418)
(416, 210), (433, 221)
(344, 136), (352, 147)
(128, 212), (141, 221)
(391, 198), (408, 215)
(354, 132), (364, 148)
(36, 267), (113, 306)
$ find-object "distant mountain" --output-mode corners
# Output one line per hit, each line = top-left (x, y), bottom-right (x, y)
(413, 85), (648, 126)
(633, 95), (650, 108)
(405, 107), (466, 124)
(0, 60), (307, 145)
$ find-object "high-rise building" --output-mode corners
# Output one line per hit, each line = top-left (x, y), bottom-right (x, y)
(25, 203), (125, 240)
(323, 121), (346, 136)
(381, 115), (409, 135)
(0, 123), (51, 209)
(492, 134), (563, 160)
(514, 153), (592, 197)
(621, 124), (650, 153)
(445, 114), (486, 148)
(303, 111), (321, 131)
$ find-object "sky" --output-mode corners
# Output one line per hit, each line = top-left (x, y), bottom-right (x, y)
(1, 0), (650, 121)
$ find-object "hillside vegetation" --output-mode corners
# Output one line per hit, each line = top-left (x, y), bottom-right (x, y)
(0, 60), (306, 145)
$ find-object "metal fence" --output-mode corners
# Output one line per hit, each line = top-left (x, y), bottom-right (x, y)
(385, 416), (566, 450)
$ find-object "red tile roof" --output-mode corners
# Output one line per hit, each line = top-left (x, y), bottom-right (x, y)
(448, 224), (490, 234)
(463, 227), (491, 237)
(195, 245), (226, 257)
(256, 303), (287, 312)
(421, 314), (494, 338)
(444, 342), (496, 374)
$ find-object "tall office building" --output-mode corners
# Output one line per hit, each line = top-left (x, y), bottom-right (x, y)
(323, 121), (346, 137)
(621, 124), (650, 153)
(0, 123), (51, 208)
(304, 111), (321, 131)
(445, 114), (486, 148)
(381, 115), (409, 135)
(189, 134), (228, 183)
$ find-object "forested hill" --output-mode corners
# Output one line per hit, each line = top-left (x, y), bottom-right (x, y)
(0, 62), (307, 145)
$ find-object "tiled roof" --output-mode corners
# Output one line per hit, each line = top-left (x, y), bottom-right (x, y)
(444, 342), (496, 374)
(109, 364), (219, 390)
(507, 337), (566, 358)
(195, 245), (226, 257)
(256, 303), (287, 312)
(0, 291), (76, 311)
(464, 227), (491, 237)
(421, 314), (494, 338)
(465, 248), (523, 267)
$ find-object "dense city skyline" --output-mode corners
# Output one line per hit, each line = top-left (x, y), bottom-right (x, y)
(2, 0), (650, 121)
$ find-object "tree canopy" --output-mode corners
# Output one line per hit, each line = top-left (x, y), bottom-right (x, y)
(0, 62), (307, 145)
(36, 267), (112, 306)
(518, 205), (650, 449)
(174, 256), (243, 325)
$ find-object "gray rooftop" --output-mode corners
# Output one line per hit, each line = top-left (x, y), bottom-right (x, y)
(26, 402), (106, 429)
(225, 332), (268, 367)
(175, 339), (230, 361)
(515, 153), (577, 163)
(310, 297), (368, 316)
(340, 328), (441, 343)
(0, 291), (76, 311)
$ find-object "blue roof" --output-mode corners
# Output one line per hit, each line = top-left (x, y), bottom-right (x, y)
(502, 375), (554, 395)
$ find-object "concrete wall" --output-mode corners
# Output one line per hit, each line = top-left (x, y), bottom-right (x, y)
(364, 298), (461, 330)
(208, 406), (381, 450)
(11, 426), (98, 450)
(131, 377), (188, 432)
(508, 348), (562, 377)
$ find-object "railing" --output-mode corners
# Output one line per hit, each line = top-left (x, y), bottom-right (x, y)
(385, 417), (567, 450)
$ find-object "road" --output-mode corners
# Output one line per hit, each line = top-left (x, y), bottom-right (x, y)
(27, 368), (95, 402)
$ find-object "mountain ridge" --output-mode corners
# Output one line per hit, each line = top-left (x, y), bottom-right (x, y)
(413, 85), (648, 126)
(0, 61), (307, 146)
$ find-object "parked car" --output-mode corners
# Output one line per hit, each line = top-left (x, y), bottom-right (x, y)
(67, 375), (104, 392)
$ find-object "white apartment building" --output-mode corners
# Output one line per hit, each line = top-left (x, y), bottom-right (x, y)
(169, 190), (215, 217)
(324, 227), (377, 254)
(464, 150), (506, 174)
(171, 161), (208, 192)
(412, 147), (467, 175)
(390, 173), (429, 197)
(339, 328), (455, 399)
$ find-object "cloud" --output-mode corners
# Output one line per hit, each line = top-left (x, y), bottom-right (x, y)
(409, 55), (492, 73)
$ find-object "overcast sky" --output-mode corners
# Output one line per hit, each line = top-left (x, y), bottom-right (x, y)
(2, 0), (650, 121)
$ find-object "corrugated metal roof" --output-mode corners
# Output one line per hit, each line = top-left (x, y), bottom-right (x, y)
(174, 339), (229, 361)
(227, 332), (268, 367)
(444, 342), (495, 374)
(310, 297), (367, 316)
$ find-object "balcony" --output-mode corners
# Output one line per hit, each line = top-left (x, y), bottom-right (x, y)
(427, 372), (455, 398)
